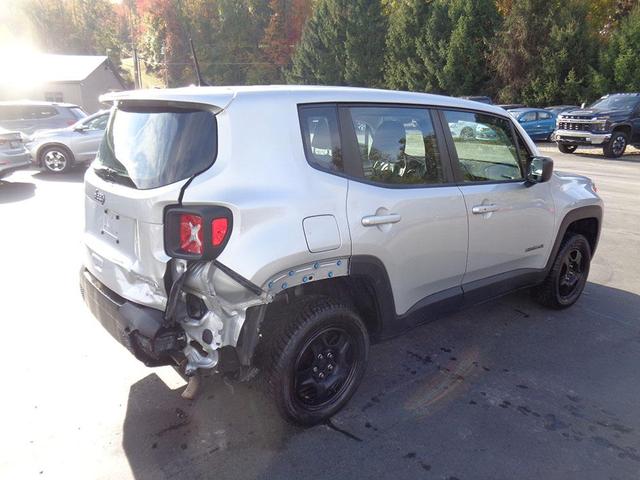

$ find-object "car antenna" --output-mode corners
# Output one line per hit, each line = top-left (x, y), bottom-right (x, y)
(190, 38), (209, 87)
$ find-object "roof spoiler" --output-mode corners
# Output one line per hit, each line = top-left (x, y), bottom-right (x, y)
(98, 90), (236, 114)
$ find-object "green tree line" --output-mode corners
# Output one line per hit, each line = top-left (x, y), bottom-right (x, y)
(10, 0), (640, 105)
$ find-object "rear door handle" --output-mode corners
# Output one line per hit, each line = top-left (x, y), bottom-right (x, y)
(471, 204), (499, 214)
(361, 213), (402, 226)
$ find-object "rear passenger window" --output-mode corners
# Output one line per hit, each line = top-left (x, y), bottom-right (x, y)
(299, 105), (343, 172)
(444, 110), (523, 182)
(347, 106), (444, 185)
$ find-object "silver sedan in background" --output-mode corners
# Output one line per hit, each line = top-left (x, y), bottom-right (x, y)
(26, 110), (109, 174)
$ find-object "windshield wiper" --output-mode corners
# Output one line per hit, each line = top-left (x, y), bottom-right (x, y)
(94, 165), (136, 188)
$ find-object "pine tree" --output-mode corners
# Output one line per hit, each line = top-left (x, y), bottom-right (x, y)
(415, 0), (452, 93)
(489, 0), (597, 105)
(288, 0), (386, 86)
(287, 0), (347, 85)
(384, 0), (433, 91)
(600, 4), (640, 92)
(343, 0), (387, 87)
(439, 0), (500, 96)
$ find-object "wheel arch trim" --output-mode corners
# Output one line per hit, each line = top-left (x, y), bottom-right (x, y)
(546, 204), (603, 271)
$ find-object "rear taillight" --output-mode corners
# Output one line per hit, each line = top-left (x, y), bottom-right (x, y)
(211, 218), (228, 246)
(179, 214), (203, 255)
(164, 206), (233, 260)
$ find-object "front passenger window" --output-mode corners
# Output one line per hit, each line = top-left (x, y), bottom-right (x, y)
(443, 110), (523, 182)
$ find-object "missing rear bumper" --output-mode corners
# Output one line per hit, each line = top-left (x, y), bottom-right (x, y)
(80, 268), (186, 367)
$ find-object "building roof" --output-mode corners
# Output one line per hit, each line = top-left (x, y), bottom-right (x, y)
(35, 54), (110, 83)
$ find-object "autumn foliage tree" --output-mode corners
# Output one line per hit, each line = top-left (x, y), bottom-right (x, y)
(12, 0), (640, 103)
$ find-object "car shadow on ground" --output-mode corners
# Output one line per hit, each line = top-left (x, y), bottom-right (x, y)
(571, 152), (640, 163)
(32, 167), (86, 183)
(0, 180), (36, 203)
(121, 282), (640, 480)
(537, 142), (640, 162)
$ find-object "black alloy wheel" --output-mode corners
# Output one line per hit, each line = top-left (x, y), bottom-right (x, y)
(604, 131), (627, 158)
(293, 326), (358, 409)
(260, 296), (369, 426)
(533, 234), (591, 309)
(558, 247), (585, 301)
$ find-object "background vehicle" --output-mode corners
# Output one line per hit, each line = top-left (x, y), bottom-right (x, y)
(553, 93), (640, 157)
(508, 107), (557, 140)
(0, 127), (31, 179)
(498, 103), (525, 110)
(546, 105), (579, 115)
(79, 86), (602, 426)
(460, 96), (493, 105)
(0, 100), (87, 136)
(27, 110), (109, 173)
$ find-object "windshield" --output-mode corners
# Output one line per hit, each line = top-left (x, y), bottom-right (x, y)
(70, 107), (87, 119)
(95, 105), (217, 190)
(588, 95), (639, 111)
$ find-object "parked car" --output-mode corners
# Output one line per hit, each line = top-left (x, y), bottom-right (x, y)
(546, 105), (579, 115)
(498, 103), (525, 110)
(447, 117), (498, 141)
(26, 110), (109, 173)
(459, 96), (493, 105)
(552, 93), (640, 158)
(508, 108), (557, 141)
(80, 86), (602, 426)
(0, 100), (87, 136)
(0, 127), (31, 179)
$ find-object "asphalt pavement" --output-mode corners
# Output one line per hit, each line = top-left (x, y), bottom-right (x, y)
(1, 143), (639, 480)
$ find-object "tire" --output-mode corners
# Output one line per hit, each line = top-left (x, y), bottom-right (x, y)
(603, 131), (627, 158)
(40, 146), (74, 173)
(261, 296), (369, 426)
(533, 233), (591, 309)
(558, 144), (578, 154)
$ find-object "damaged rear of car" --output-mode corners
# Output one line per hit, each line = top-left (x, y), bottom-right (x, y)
(80, 87), (358, 425)
(81, 93), (255, 370)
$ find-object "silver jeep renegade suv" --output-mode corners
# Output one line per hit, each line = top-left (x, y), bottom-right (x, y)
(80, 86), (603, 425)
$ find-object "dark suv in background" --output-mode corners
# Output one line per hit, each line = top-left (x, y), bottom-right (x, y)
(0, 101), (87, 136)
(553, 93), (640, 158)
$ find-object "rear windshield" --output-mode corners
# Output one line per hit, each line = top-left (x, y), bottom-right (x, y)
(94, 105), (217, 190)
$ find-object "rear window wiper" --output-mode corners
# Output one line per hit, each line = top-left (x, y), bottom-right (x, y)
(94, 165), (136, 188)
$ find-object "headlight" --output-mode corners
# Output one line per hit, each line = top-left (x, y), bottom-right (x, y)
(592, 117), (610, 132)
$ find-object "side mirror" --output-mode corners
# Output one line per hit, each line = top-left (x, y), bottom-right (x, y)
(526, 156), (553, 185)
(581, 102), (586, 109)
(74, 125), (89, 132)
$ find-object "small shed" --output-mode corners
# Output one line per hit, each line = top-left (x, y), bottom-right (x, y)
(0, 54), (126, 113)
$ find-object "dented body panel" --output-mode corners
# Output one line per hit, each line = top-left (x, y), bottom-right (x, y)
(81, 85), (603, 379)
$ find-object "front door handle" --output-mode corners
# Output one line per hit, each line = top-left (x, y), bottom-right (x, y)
(361, 213), (402, 226)
(471, 204), (499, 214)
